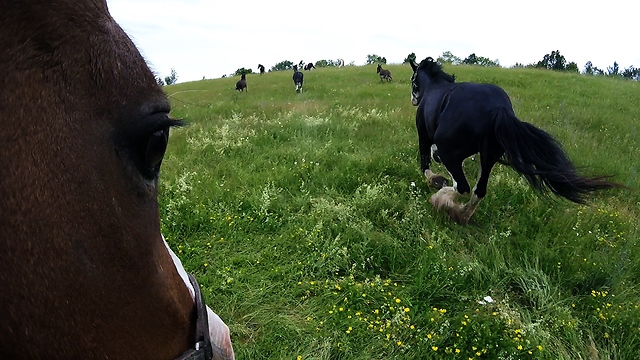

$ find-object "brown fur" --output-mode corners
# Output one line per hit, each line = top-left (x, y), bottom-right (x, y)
(1, 1), (197, 358)
(429, 187), (481, 224)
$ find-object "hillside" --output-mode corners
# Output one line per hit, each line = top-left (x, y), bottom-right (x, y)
(161, 63), (639, 359)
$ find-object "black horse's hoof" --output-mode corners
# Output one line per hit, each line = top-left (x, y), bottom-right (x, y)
(430, 175), (448, 189)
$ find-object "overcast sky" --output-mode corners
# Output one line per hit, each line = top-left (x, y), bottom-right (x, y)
(108, 0), (640, 83)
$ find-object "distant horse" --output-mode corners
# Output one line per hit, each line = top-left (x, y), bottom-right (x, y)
(409, 57), (621, 224)
(236, 73), (247, 91)
(304, 62), (316, 71)
(258, 64), (265, 75)
(376, 64), (392, 81)
(0, 1), (234, 359)
(293, 65), (304, 93)
(298, 60), (305, 69)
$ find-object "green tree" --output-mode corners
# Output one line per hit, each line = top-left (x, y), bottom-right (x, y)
(164, 68), (178, 85)
(621, 65), (639, 80)
(155, 75), (165, 86)
(403, 52), (416, 64)
(366, 54), (387, 65)
(565, 62), (579, 73)
(233, 68), (253, 76)
(463, 53), (500, 67)
(462, 53), (478, 65)
(583, 61), (595, 75)
(270, 60), (294, 71)
(536, 50), (571, 71)
(583, 61), (604, 76)
(437, 51), (462, 65)
(315, 59), (342, 67)
(607, 61), (620, 77)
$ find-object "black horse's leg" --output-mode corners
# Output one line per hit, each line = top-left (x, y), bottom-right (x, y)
(417, 119), (447, 188)
(473, 149), (501, 199)
(441, 158), (470, 195)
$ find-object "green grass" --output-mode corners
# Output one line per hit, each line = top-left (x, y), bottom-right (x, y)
(160, 64), (640, 359)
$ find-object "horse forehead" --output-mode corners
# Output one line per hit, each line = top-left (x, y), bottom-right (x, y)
(5, 3), (158, 97)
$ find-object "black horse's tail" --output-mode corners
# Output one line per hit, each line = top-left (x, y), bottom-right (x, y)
(493, 108), (621, 204)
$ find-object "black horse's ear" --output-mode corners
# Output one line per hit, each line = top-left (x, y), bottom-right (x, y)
(410, 60), (418, 72)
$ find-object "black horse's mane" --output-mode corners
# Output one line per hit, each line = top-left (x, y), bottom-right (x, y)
(419, 57), (455, 83)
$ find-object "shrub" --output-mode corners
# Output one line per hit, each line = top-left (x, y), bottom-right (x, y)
(164, 68), (178, 85)
(366, 54), (387, 65)
(270, 60), (294, 71)
(233, 68), (253, 76)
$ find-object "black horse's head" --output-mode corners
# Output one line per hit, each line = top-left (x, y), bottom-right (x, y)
(409, 57), (455, 106)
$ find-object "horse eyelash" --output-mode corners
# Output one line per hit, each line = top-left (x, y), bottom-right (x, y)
(167, 118), (187, 128)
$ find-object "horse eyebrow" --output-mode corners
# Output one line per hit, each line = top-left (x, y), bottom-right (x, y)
(139, 98), (171, 116)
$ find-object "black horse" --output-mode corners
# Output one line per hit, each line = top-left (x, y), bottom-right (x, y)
(410, 57), (621, 224)
(258, 64), (265, 75)
(304, 62), (316, 71)
(235, 73), (247, 92)
(293, 65), (304, 93)
(376, 64), (392, 81)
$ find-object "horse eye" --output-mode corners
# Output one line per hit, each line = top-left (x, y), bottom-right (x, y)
(141, 128), (169, 178)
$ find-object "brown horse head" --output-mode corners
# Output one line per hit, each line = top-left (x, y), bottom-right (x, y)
(0, 1), (232, 359)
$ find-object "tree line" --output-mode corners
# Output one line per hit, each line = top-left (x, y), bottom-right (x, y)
(225, 59), (349, 78)
(157, 50), (640, 85)
(410, 50), (639, 81)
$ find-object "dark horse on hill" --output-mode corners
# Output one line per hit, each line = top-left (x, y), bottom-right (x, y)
(258, 64), (265, 75)
(376, 64), (392, 81)
(235, 73), (247, 91)
(293, 65), (304, 93)
(1, 1), (234, 359)
(409, 57), (621, 224)
(304, 62), (316, 71)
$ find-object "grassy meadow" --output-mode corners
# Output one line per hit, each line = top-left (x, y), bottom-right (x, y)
(161, 63), (640, 359)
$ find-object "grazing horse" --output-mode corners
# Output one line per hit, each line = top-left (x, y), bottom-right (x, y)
(235, 73), (247, 91)
(409, 57), (621, 224)
(293, 65), (304, 93)
(376, 64), (392, 81)
(258, 64), (265, 75)
(0, 1), (234, 359)
(304, 62), (316, 71)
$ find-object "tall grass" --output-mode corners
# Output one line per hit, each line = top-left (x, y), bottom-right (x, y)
(161, 64), (639, 359)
